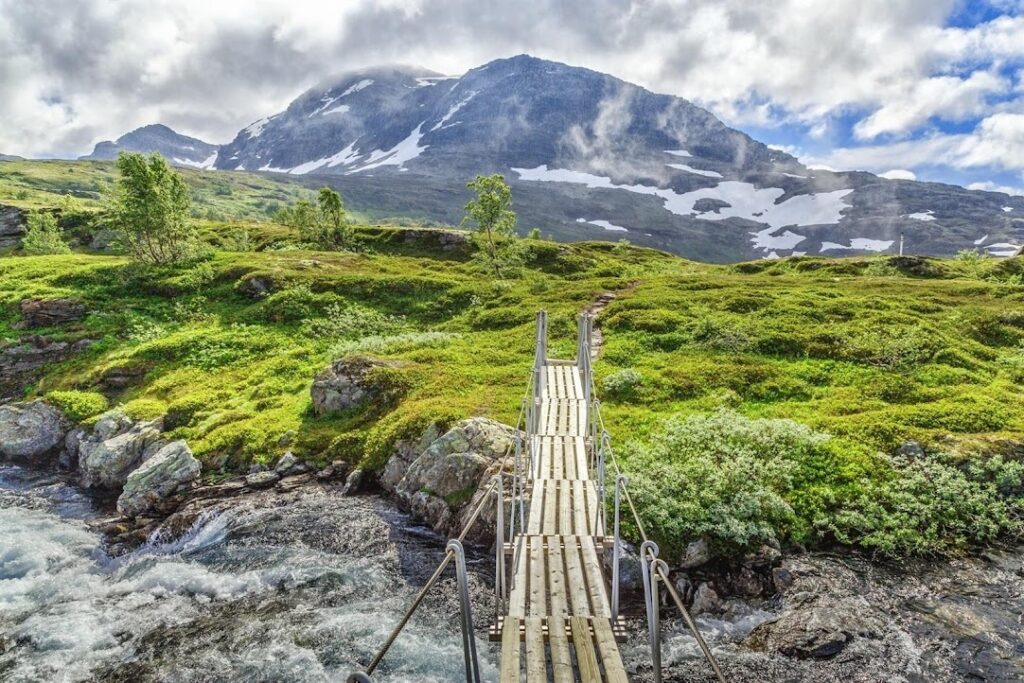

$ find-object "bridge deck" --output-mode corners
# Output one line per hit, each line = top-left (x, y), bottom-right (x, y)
(499, 364), (628, 682)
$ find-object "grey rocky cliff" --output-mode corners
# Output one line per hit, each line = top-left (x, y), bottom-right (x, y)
(391, 417), (518, 542)
(0, 203), (25, 248)
(116, 440), (201, 516)
(18, 298), (86, 328)
(0, 400), (69, 465)
(0, 336), (94, 402)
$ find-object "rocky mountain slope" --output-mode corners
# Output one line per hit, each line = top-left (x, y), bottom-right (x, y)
(80, 124), (218, 169)
(92, 56), (1024, 262)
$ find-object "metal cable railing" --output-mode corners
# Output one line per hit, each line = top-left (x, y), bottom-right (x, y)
(581, 312), (728, 683)
(348, 357), (535, 683)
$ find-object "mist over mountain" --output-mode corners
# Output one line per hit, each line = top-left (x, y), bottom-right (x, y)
(84, 56), (1024, 262)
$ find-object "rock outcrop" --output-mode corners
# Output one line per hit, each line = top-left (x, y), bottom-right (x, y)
(0, 400), (68, 464)
(0, 204), (25, 248)
(0, 336), (94, 402)
(78, 410), (164, 489)
(745, 557), (884, 660)
(116, 440), (201, 516)
(18, 298), (86, 328)
(393, 417), (517, 541)
(380, 422), (443, 492)
(311, 356), (405, 416)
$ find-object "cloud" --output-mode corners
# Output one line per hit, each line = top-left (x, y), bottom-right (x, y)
(879, 169), (918, 180)
(967, 180), (1024, 196)
(0, 0), (1021, 175)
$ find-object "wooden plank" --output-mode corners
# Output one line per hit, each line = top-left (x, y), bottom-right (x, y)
(593, 619), (629, 683)
(563, 437), (576, 480)
(586, 480), (601, 537)
(581, 536), (610, 617)
(509, 537), (527, 617)
(571, 367), (584, 400)
(546, 541), (568, 616)
(559, 480), (573, 536)
(551, 437), (564, 480)
(500, 617), (521, 683)
(543, 481), (558, 538)
(548, 618), (574, 683)
(527, 480), (543, 535)
(574, 437), (589, 481)
(528, 536), (547, 616)
(568, 400), (578, 437)
(525, 616), (546, 681)
(571, 480), (588, 536)
(546, 366), (556, 399)
(563, 541), (591, 615)
(570, 617), (602, 683)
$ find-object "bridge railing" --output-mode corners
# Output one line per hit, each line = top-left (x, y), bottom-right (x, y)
(580, 310), (727, 683)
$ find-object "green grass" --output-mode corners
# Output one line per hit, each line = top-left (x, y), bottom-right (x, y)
(2, 161), (1023, 558)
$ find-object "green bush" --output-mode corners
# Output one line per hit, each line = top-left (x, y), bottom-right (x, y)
(259, 284), (318, 322)
(602, 368), (643, 401)
(46, 390), (108, 422)
(22, 212), (70, 255)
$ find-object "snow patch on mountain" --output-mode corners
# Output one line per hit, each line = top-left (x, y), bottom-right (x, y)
(341, 79), (374, 97)
(974, 234), (989, 245)
(665, 149), (691, 157)
(1004, 206), (1015, 213)
(907, 211), (935, 221)
(512, 166), (852, 238)
(820, 238), (894, 252)
(667, 163), (723, 179)
(576, 218), (628, 232)
(985, 242), (1021, 257)
(350, 125), (427, 173)
(432, 92), (477, 131)
(243, 118), (271, 139)
(320, 104), (350, 117)
(174, 151), (218, 169)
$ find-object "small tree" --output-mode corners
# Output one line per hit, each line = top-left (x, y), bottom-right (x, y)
(21, 211), (70, 255)
(463, 174), (520, 277)
(317, 186), (352, 246)
(112, 152), (196, 264)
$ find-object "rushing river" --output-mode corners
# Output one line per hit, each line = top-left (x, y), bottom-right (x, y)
(3, 464), (1023, 682)
(0, 465), (499, 682)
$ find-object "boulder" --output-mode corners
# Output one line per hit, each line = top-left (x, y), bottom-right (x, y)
(236, 274), (278, 299)
(18, 298), (85, 328)
(0, 400), (68, 464)
(116, 440), (201, 516)
(395, 417), (517, 540)
(691, 582), (722, 616)
(745, 601), (882, 659)
(604, 539), (643, 593)
(380, 422), (443, 492)
(274, 451), (298, 474)
(59, 426), (87, 471)
(680, 538), (711, 568)
(896, 440), (925, 459)
(245, 470), (280, 488)
(311, 356), (405, 416)
(79, 412), (163, 489)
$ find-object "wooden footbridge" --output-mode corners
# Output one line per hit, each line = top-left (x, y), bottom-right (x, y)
(349, 312), (726, 683)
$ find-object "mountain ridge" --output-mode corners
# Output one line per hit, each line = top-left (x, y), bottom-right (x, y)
(75, 55), (1024, 262)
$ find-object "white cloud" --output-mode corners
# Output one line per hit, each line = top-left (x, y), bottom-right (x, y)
(967, 181), (1024, 196)
(879, 169), (918, 180)
(0, 0), (1021, 166)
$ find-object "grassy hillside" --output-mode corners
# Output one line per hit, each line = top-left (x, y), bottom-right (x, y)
(2, 159), (1023, 559)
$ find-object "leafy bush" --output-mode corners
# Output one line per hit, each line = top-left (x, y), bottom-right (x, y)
(22, 212), (70, 255)
(46, 390), (108, 422)
(302, 302), (405, 339)
(259, 284), (318, 322)
(602, 368), (643, 400)
(122, 397), (167, 421)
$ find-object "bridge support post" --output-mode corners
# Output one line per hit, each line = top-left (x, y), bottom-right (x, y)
(612, 474), (629, 620)
(493, 474), (506, 619)
(641, 540), (663, 683)
(448, 540), (482, 683)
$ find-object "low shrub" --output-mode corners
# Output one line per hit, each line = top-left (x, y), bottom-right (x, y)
(46, 390), (108, 422)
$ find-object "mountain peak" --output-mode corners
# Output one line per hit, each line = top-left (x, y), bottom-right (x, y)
(80, 123), (218, 168)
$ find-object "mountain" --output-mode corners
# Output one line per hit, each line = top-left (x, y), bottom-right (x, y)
(80, 124), (218, 169)
(111, 56), (1024, 261)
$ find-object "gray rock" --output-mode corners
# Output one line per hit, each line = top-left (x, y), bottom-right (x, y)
(245, 471), (280, 488)
(605, 540), (643, 593)
(237, 274), (278, 299)
(79, 414), (163, 489)
(691, 582), (722, 616)
(59, 427), (87, 470)
(0, 204), (25, 248)
(274, 451), (298, 474)
(18, 298), (85, 328)
(342, 467), (366, 495)
(116, 440), (201, 516)
(381, 422), (442, 493)
(896, 440), (925, 459)
(310, 356), (405, 416)
(680, 538), (711, 568)
(0, 337), (94, 403)
(395, 417), (517, 539)
(745, 601), (882, 659)
(0, 400), (68, 464)
(744, 544), (783, 568)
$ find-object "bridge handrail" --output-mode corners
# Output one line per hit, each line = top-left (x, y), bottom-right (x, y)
(582, 313), (727, 683)
(348, 367), (533, 682)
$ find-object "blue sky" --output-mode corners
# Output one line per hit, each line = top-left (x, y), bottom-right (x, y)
(0, 0), (1022, 194)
